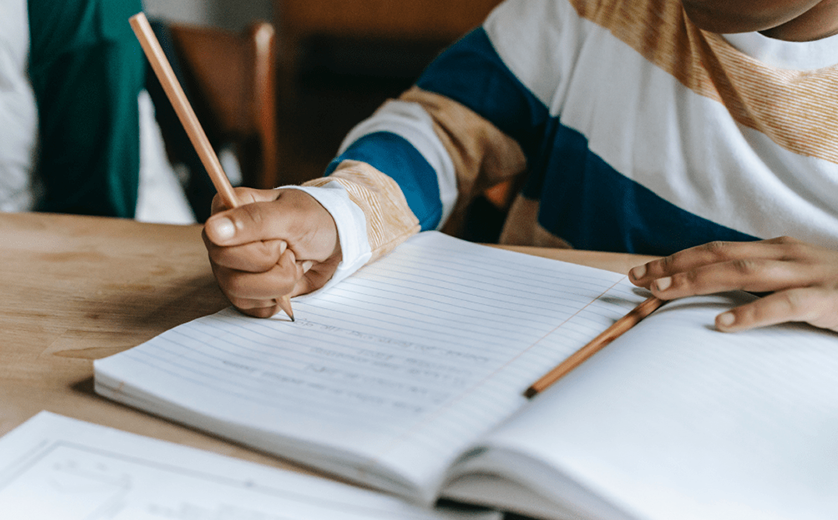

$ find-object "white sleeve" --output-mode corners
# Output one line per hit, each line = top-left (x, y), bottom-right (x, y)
(281, 182), (372, 295)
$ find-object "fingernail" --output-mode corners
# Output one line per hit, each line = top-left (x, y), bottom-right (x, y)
(301, 260), (314, 273)
(654, 277), (672, 291)
(209, 217), (235, 240)
(279, 240), (287, 256)
(717, 312), (735, 328)
(629, 265), (646, 280)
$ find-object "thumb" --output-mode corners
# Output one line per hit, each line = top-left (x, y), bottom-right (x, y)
(205, 202), (288, 247)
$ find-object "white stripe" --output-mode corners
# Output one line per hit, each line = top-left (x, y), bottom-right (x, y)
(484, 0), (586, 110)
(485, 1), (838, 247)
(338, 100), (458, 229)
(0, 0), (38, 212)
(284, 183), (373, 295)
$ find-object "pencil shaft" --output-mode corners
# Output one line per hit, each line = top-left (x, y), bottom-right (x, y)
(129, 13), (239, 210)
(130, 13), (294, 321)
(524, 296), (664, 398)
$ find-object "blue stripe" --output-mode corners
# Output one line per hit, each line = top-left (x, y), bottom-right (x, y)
(534, 121), (756, 255)
(326, 131), (443, 230)
(416, 28), (551, 163)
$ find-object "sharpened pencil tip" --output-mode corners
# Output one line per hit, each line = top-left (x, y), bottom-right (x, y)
(276, 295), (294, 323)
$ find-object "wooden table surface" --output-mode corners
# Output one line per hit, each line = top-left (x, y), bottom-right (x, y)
(0, 211), (655, 473)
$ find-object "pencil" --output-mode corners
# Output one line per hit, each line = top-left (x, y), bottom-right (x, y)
(129, 13), (294, 321)
(524, 295), (664, 398)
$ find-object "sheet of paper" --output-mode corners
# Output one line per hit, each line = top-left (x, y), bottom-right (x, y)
(461, 293), (838, 520)
(95, 231), (648, 500)
(0, 412), (500, 520)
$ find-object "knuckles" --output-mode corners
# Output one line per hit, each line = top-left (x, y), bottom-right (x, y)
(656, 253), (677, 274)
(730, 258), (760, 275)
(702, 240), (732, 258)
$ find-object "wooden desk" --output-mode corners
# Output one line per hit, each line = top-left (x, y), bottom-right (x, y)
(0, 211), (654, 470)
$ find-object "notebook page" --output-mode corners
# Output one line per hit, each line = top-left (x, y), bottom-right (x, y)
(0, 412), (499, 520)
(458, 293), (838, 520)
(95, 232), (648, 502)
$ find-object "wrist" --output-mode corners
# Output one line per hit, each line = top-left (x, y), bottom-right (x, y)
(278, 183), (372, 291)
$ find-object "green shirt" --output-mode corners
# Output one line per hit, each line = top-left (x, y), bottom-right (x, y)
(28, 0), (144, 217)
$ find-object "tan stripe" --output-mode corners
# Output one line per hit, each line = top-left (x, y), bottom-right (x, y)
(570, 0), (838, 163)
(399, 87), (527, 236)
(304, 161), (420, 261)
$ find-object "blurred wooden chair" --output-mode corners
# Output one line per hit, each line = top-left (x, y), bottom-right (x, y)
(274, 0), (502, 100)
(150, 20), (278, 198)
(170, 21), (278, 191)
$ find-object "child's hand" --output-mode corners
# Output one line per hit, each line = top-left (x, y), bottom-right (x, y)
(628, 237), (838, 333)
(202, 188), (341, 318)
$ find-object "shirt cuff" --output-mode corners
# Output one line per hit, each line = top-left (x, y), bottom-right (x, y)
(281, 183), (372, 295)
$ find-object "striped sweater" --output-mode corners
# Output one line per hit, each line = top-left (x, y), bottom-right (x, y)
(299, 0), (838, 290)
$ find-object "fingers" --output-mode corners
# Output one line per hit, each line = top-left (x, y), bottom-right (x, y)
(630, 238), (794, 285)
(628, 238), (810, 297)
(714, 288), (838, 332)
(638, 258), (807, 299)
(212, 247), (320, 318)
(214, 248), (302, 301)
(626, 237), (838, 333)
(204, 232), (287, 272)
(228, 298), (283, 319)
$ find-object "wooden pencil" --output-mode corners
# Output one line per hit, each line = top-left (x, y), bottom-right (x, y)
(524, 295), (664, 398)
(129, 13), (294, 321)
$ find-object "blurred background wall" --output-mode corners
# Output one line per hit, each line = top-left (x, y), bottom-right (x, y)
(143, 0), (272, 30)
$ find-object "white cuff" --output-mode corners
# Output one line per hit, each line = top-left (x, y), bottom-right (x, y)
(282, 183), (372, 296)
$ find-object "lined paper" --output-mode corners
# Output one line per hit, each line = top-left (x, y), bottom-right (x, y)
(95, 232), (647, 502)
(452, 293), (838, 520)
(0, 412), (499, 520)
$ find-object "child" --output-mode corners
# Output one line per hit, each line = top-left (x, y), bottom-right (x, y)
(204, 0), (838, 333)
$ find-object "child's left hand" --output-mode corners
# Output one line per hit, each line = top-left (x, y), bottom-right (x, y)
(628, 236), (838, 333)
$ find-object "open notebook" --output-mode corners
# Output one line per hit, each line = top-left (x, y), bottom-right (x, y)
(94, 232), (838, 520)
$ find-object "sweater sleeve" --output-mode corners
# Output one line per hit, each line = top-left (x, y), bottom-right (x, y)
(324, 28), (530, 237)
(292, 86), (527, 287)
(296, 22), (539, 285)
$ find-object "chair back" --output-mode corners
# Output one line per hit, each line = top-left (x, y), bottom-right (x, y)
(169, 22), (278, 190)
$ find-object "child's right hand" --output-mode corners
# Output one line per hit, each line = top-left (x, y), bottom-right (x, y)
(202, 187), (342, 318)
